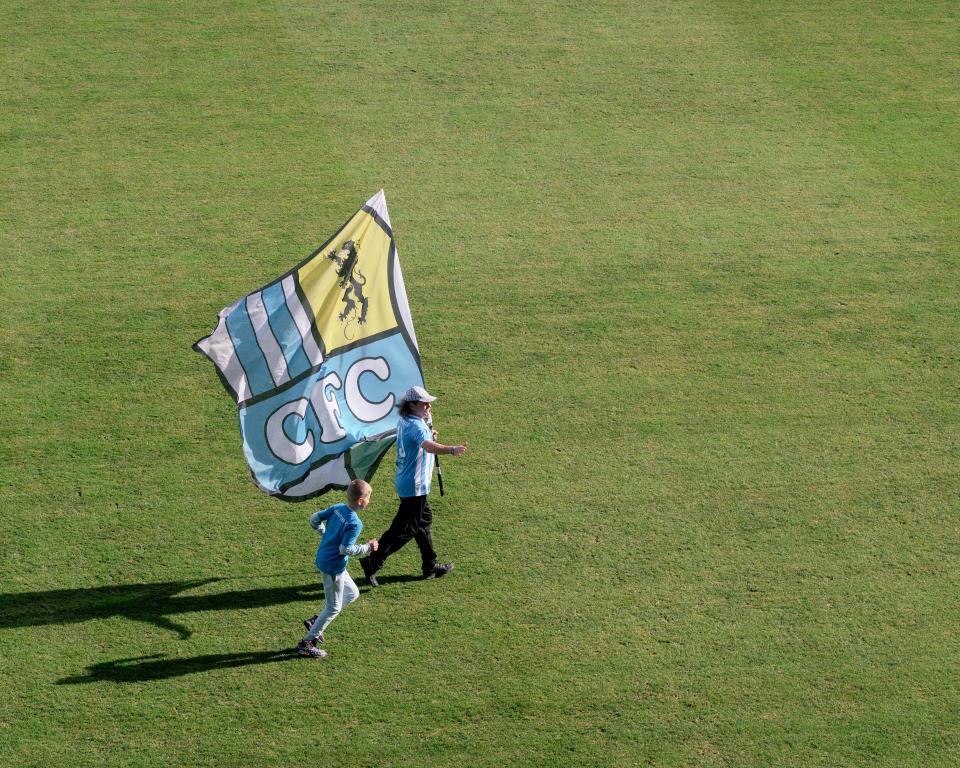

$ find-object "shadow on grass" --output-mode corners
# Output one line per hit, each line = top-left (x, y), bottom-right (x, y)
(56, 649), (300, 685)
(0, 578), (323, 639)
(368, 574), (423, 586)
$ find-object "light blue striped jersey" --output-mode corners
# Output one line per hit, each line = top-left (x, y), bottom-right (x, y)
(395, 415), (433, 497)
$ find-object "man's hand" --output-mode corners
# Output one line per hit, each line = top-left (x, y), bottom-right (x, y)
(368, 539), (379, 552)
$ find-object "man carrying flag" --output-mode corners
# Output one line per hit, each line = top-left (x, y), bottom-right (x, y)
(360, 386), (467, 586)
(194, 191), (429, 501)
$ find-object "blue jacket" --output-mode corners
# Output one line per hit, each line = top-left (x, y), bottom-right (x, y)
(310, 503), (370, 575)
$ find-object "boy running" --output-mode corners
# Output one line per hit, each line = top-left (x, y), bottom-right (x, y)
(297, 479), (378, 659)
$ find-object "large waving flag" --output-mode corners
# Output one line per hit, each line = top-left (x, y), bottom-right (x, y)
(194, 191), (423, 501)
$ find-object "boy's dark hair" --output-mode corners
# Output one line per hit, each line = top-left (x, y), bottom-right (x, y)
(398, 400), (417, 417)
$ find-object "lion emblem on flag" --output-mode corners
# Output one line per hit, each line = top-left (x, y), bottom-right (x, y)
(326, 240), (369, 335)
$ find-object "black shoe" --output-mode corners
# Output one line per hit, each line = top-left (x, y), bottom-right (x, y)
(359, 556), (380, 587)
(296, 640), (327, 659)
(423, 562), (454, 580)
(302, 616), (324, 646)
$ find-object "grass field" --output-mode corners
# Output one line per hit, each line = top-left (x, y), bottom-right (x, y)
(1, 1), (958, 766)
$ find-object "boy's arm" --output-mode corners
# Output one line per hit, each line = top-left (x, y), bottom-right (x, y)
(339, 521), (372, 558)
(309, 507), (332, 534)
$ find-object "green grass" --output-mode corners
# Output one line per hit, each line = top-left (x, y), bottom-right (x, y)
(1, 1), (958, 766)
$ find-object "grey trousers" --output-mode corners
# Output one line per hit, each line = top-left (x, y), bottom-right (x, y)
(305, 569), (359, 641)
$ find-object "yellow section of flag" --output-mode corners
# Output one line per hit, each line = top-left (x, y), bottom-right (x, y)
(297, 206), (396, 353)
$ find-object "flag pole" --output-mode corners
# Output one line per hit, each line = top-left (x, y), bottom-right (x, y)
(428, 417), (445, 496)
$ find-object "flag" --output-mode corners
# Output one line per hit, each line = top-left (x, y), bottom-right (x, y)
(194, 190), (424, 501)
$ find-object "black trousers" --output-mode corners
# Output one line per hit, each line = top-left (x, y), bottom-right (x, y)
(368, 495), (437, 575)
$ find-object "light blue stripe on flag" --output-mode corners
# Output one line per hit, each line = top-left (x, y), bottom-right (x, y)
(261, 281), (312, 380)
(225, 301), (276, 396)
(282, 276), (324, 368)
(246, 292), (290, 387)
